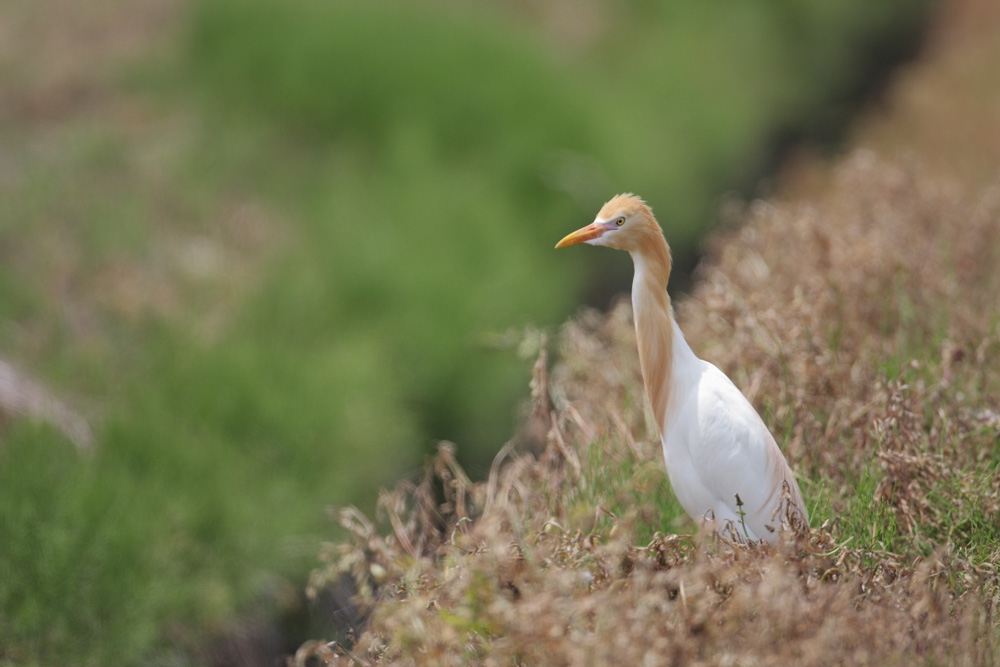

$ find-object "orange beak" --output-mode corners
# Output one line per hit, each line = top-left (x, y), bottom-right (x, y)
(555, 222), (606, 249)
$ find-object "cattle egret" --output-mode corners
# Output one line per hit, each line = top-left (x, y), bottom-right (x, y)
(556, 193), (807, 543)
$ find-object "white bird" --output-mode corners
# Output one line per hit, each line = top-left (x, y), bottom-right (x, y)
(556, 193), (807, 543)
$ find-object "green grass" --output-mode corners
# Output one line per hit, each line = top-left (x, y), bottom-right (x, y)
(0, 426), (158, 665)
(567, 437), (688, 544)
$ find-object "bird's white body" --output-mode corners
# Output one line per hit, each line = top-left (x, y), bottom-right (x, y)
(557, 193), (806, 543)
(658, 317), (799, 541)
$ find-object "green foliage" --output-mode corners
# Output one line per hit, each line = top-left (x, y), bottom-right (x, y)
(0, 425), (161, 665)
(179, 0), (602, 462)
(567, 437), (688, 544)
(186, 1), (593, 160)
(828, 464), (899, 557)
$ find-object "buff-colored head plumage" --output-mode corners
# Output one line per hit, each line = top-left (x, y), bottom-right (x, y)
(596, 193), (649, 222)
(555, 193), (664, 253)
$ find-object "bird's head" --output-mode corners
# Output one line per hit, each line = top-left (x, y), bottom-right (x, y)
(555, 193), (661, 253)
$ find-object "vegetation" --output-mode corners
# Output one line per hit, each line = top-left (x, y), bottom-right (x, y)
(176, 0), (929, 460)
(296, 1), (1000, 662)
(0, 0), (971, 664)
(298, 151), (1000, 666)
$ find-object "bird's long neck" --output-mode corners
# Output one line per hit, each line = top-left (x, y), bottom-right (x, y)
(630, 232), (676, 432)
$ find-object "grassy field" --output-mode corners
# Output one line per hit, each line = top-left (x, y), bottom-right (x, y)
(0, 0), (939, 664)
(298, 1), (1000, 664)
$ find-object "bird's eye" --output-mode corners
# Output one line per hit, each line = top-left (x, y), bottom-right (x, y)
(615, 216), (626, 226)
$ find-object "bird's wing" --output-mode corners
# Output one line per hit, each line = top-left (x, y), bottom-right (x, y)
(691, 362), (799, 536)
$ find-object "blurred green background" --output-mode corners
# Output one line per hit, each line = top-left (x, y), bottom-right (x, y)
(0, 0), (928, 663)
